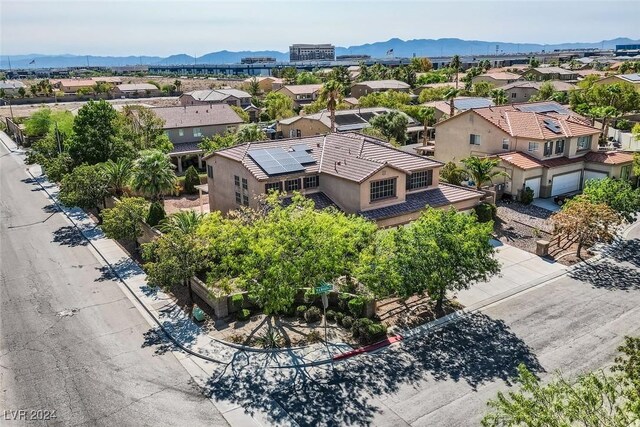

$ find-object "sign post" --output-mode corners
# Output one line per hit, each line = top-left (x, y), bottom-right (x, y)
(315, 283), (333, 356)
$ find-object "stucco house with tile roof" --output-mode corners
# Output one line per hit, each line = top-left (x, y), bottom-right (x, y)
(204, 132), (483, 226)
(434, 101), (635, 200)
(472, 72), (523, 87)
(350, 80), (412, 98)
(179, 88), (252, 108)
(275, 84), (324, 108)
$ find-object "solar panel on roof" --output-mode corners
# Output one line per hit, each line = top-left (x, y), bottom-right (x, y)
(623, 73), (640, 81)
(453, 98), (495, 110)
(517, 103), (570, 115)
(543, 118), (562, 134)
(334, 114), (367, 126)
(247, 148), (306, 176)
(291, 144), (312, 152)
(359, 112), (376, 121)
(289, 150), (316, 165)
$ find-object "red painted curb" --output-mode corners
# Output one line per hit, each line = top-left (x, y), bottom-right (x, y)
(333, 335), (403, 361)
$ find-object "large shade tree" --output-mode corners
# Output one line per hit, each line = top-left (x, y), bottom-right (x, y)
(131, 149), (177, 202)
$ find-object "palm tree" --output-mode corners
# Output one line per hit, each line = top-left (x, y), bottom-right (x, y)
(158, 210), (204, 234)
(320, 80), (343, 132)
(246, 77), (261, 97)
(102, 158), (133, 197)
(444, 88), (460, 117)
(131, 149), (177, 202)
(461, 156), (510, 190)
(491, 89), (508, 106)
(173, 79), (182, 93)
(450, 55), (461, 89)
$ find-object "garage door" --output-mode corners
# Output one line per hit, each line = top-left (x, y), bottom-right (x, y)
(524, 177), (541, 198)
(551, 171), (581, 196)
(583, 170), (608, 186)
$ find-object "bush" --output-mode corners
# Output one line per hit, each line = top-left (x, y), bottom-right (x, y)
(296, 305), (307, 318)
(255, 327), (283, 348)
(475, 202), (497, 223)
(521, 187), (535, 205)
(183, 166), (200, 194)
(146, 201), (166, 226)
(304, 306), (322, 323)
(326, 309), (336, 322)
(348, 297), (365, 317)
(338, 293), (352, 310)
(351, 318), (387, 343)
(230, 294), (244, 310)
(236, 308), (251, 321)
(335, 312), (345, 325)
(303, 288), (316, 304)
(305, 330), (322, 344)
(341, 315), (354, 329)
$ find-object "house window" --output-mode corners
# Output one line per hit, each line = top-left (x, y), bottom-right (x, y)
(543, 141), (553, 157)
(242, 194), (249, 206)
(265, 182), (283, 193)
(178, 129), (184, 137)
(555, 139), (565, 154)
(621, 165), (631, 180)
(241, 178), (248, 191)
(207, 165), (213, 179)
(502, 139), (510, 150)
(511, 92), (517, 98)
(469, 134), (481, 145)
(528, 142), (539, 152)
(285, 178), (301, 192)
(303, 175), (319, 189)
(370, 178), (397, 202)
(193, 127), (203, 137)
(577, 135), (592, 151)
(407, 170), (433, 190)
(235, 191), (241, 204)
(234, 175), (240, 187)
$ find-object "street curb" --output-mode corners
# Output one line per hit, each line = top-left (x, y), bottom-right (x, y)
(333, 335), (404, 361)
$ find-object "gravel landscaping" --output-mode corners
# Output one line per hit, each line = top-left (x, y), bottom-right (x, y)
(494, 200), (554, 253)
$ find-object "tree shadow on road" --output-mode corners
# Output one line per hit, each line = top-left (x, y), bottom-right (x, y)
(94, 258), (141, 282)
(52, 225), (88, 247)
(569, 259), (640, 291)
(605, 238), (640, 268)
(201, 313), (541, 427)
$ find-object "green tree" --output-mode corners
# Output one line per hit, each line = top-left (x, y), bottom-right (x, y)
(530, 81), (556, 101)
(473, 81), (495, 98)
(280, 67), (298, 85)
(450, 55), (462, 89)
(101, 197), (148, 248)
(369, 111), (409, 145)
(354, 229), (401, 298)
(131, 149), (177, 201)
(173, 79), (182, 93)
(199, 131), (237, 154)
(395, 208), (500, 312)
(118, 105), (171, 152)
(295, 71), (321, 85)
(230, 105), (250, 123)
(440, 161), (469, 186)
(418, 86), (450, 103)
(24, 107), (52, 137)
(146, 201), (166, 227)
(58, 164), (109, 212)
(41, 154), (73, 183)
(528, 57), (540, 68)
(581, 177), (640, 223)
(159, 210), (204, 235)
(461, 156), (510, 189)
(245, 77), (261, 97)
(17, 87), (26, 98)
(103, 158), (133, 197)
(320, 79), (343, 132)
(183, 165), (200, 194)
(264, 91), (295, 120)
(411, 57), (433, 72)
(491, 88), (508, 106)
(327, 66), (351, 95)
(358, 90), (411, 109)
(416, 71), (450, 85)
(482, 336), (640, 427)
(401, 105), (435, 144)
(444, 87), (461, 117)
(236, 124), (267, 143)
(552, 196), (622, 258)
(68, 100), (134, 165)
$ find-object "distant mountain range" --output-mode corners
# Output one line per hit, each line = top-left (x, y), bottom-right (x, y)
(2, 37), (638, 69)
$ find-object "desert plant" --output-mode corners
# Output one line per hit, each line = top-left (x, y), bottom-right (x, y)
(226, 333), (245, 344)
(325, 310), (336, 322)
(146, 201), (166, 227)
(230, 294), (244, 311)
(521, 187), (535, 205)
(335, 312), (345, 325)
(348, 297), (365, 317)
(296, 305), (307, 318)
(338, 293), (351, 310)
(255, 327), (283, 349)
(341, 315), (354, 329)
(304, 306), (322, 323)
(305, 330), (322, 344)
(236, 308), (251, 321)
(183, 165), (200, 194)
(351, 318), (387, 343)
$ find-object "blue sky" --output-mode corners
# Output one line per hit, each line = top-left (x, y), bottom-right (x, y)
(1, 0), (638, 56)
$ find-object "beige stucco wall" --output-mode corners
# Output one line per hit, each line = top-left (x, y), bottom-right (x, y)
(434, 111), (513, 163)
(206, 155), (262, 214)
(165, 123), (240, 145)
(471, 76), (519, 87)
(318, 173), (362, 213)
(375, 195), (481, 228)
(278, 118), (329, 138)
(594, 76), (640, 88)
(504, 87), (538, 103)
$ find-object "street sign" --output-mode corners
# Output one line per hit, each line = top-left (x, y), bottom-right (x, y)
(321, 293), (329, 309)
(315, 283), (333, 294)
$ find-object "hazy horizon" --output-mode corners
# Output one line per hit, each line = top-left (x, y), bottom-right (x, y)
(2, 0), (639, 57)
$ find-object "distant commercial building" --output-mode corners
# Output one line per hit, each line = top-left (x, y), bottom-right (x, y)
(336, 54), (371, 61)
(615, 44), (640, 53)
(289, 44), (335, 62)
(241, 57), (277, 64)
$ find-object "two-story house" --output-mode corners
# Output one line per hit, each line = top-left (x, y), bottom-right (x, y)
(523, 67), (579, 82)
(434, 101), (635, 199)
(471, 72), (523, 87)
(179, 89), (252, 108)
(275, 84), (323, 109)
(350, 80), (411, 99)
(500, 81), (575, 103)
(204, 132), (483, 227)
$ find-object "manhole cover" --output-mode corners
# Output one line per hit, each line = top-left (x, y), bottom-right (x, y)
(57, 308), (79, 318)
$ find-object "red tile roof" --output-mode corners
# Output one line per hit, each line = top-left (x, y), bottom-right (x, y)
(497, 152), (543, 170)
(584, 151), (635, 165)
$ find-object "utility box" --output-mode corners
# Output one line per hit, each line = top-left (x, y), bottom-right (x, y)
(536, 240), (550, 257)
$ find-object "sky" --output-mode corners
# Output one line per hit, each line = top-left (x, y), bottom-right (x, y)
(1, 0), (639, 56)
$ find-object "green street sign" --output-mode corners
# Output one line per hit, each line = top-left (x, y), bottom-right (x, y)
(315, 283), (333, 294)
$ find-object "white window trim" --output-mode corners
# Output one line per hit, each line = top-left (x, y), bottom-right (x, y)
(528, 142), (539, 152)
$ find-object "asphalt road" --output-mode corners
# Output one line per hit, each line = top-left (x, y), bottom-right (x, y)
(0, 142), (227, 426)
(200, 223), (640, 426)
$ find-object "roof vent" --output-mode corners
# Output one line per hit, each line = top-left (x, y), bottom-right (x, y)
(195, 110), (198, 113)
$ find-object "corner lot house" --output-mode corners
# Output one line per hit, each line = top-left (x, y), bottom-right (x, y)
(350, 80), (411, 98)
(434, 101), (635, 199)
(179, 89), (252, 108)
(275, 84), (323, 108)
(152, 104), (244, 173)
(204, 132), (483, 227)
(501, 81), (575, 103)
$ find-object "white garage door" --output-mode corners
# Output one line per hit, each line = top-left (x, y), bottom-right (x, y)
(551, 171), (581, 196)
(524, 177), (541, 198)
(583, 170), (608, 186)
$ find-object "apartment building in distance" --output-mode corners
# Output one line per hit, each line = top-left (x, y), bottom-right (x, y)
(434, 101), (635, 200)
(289, 44), (335, 61)
(204, 132), (483, 227)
